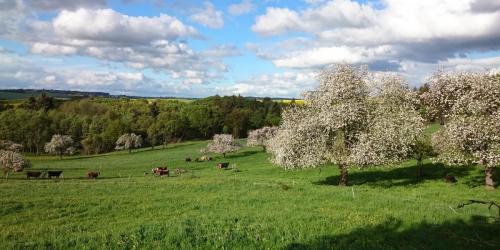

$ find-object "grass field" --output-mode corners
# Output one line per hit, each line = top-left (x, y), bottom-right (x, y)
(0, 91), (35, 101)
(1, 140), (499, 249)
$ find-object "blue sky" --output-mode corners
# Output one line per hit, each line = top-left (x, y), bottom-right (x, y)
(1, 0), (500, 97)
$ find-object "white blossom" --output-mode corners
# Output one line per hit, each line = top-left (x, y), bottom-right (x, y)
(44, 134), (74, 158)
(247, 126), (277, 151)
(268, 64), (425, 185)
(115, 133), (143, 152)
(430, 72), (499, 188)
(0, 140), (23, 152)
(0, 150), (31, 173)
(207, 134), (241, 157)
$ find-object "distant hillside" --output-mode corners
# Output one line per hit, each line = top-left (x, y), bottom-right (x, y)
(0, 88), (298, 101)
(0, 89), (110, 100)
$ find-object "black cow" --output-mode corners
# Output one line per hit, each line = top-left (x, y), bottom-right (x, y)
(47, 170), (63, 179)
(26, 171), (42, 179)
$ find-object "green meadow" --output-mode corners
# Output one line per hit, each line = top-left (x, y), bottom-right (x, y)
(1, 140), (499, 249)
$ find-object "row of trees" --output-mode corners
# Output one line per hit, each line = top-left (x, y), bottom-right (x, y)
(0, 95), (283, 156)
(265, 65), (499, 189)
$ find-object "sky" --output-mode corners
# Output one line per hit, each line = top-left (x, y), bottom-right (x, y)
(1, 0), (500, 98)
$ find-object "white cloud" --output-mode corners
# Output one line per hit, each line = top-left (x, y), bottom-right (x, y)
(273, 45), (394, 68)
(228, 0), (255, 16)
(31, 43), (78, 55)
(52, 8), (198, 45)
(25, 0), (106, 11)
(251, 0), (500, 78)
(470, 0), (500, 13)
(16, 7), (238, 86)
(190, 1), (224, 28)
(0, 49), (185, 96)
(252, 7), (302, 36)
(252, 0), (375, 36)
(201, 44), (241, 58)
(0, 0), (26, 37)
(216, 71), (318, 97)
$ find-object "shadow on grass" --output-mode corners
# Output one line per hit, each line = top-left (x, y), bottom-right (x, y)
(224, 150), (260, 159)
(164, 141), (199, 150)
(314, 163), (475, 187)
(462, 168), (500, 188)
(1, 176), (128, 181)
(52, 142), (200, 161)
(285, 216), (500, 250)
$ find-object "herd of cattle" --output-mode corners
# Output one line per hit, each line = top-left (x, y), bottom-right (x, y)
(25, 170), (101, 179)
(22, 157), (231, 180)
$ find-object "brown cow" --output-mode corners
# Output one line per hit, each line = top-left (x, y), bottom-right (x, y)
(217, 162), (229, 169)
(47, 170), (63, 179)
(152, 167), (169, 177)
(87, 171), (100, 179)
(185, 157), (192, 162)
(26, 171), (42, 179)
(151, 166), (168, 174)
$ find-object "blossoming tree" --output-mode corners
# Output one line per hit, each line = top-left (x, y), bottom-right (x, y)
(1, 150), (31, 177)
(349, 75), (424, 170)
(247, 126), (277, 151)
(422, 71), (473, 125)
(44, 134), (74, 159)
(0, 140), (23, 152)
(115, 133), (143, 153)
(431, 72), (499, 189)
(268, 65), (425, 185)
(207, 134), (241, 158)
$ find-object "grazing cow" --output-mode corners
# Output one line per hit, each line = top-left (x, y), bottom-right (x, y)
(217, 162), (229, 169)
(185, 157), (191, 162)
(200, 156), (212, 161)
(87, 171), (100, 179)
(26, 171), (42, 179)
(175, 168), (187, 175)
(47, 170), (63, 179)
(152, 167), (169, 177)
(444, 173), (457, 183)
(152, 167), (168, 174)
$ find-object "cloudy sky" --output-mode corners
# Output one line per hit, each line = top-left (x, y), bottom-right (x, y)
(1, 0), (500, 97)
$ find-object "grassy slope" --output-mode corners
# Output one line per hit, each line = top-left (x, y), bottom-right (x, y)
(0, 140), (499, 249)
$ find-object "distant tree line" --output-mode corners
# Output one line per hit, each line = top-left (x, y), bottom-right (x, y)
(0, 95), (282, 155)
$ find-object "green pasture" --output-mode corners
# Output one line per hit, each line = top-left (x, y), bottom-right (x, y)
(1, 140), (499, 249)
(0, 91), (35, 101)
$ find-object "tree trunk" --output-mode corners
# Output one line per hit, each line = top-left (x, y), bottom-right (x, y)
(223, 153), (226, 158)
(339, 164), (348, 186)
(417, 157), (423, 177)
(129, 148), (132, 154)
(262, 145), (266, 152)
(59, 151), (63, 160)
(485, 167), (496, 189)
(439, 113), (445, 125)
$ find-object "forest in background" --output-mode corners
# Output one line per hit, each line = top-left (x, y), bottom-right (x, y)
(0, 94), (282, 155)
